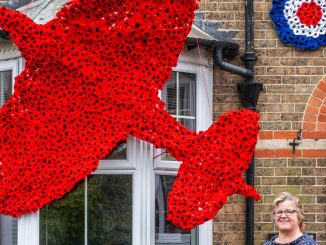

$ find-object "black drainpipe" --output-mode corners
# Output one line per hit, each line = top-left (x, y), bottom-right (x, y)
(213, 0), (262, 244)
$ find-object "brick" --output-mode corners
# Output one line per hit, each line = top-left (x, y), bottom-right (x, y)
(282, 95), (310, 103)
(224, 223), (246, 231)
(260, 113), (281, 121)
(295, 49), (324, 57)
(302, 149), (326, 157)
(287, 177), (316, 185)
(281, 113), (303, 121)
(254, 223), (274, 231)
(317, 122), (326, 130)
(259, 215), (272, 224)
(312, 88), (326, 100)
(223, 204), (246, 213)
(317, 177), (326, 185)
(255, 204), (274, 213)
(205, 12), (235, 20)
(275, 168), (301, 176)
(266, 84), (295, 93)
(258, 94), (281, 103)
(303, 204), (326, 213)
(280, 58), (309, 66)
(256, 167), (275, 176)
(302, 168), (326, 176)
(295, 85), (315, 93)
(262, 122), (292, 130)
(304, 213), (317, 222)
(255, 149), (274, 158)
(282, 76), (309, 84)
(198, 2), (218, 10)
(303, 122), (316, 131)
(295, 66), (324, 75)
(218, 2), (243, 11)
(288, 158), (316, 167)
(274, 149), (302, 157)
(267, 66), (295, 75)
(317, 80), (326, 92)
(291, 122), (302, 129)
(316, 233), (326, 241)
(263, 195), (278, 204)
(272, 186), (301, 195)
(304, 113), (318, 122)
(321, 105), (326, 114)
(295, 103), (307, 112)
(304, 223), (326, 232)
(302, 186), (326, 195)
(273, 130), (296, 139)
(258, 131), (273, 139)
(317, 158), (326, 167)
(214, 213), (240, 222)
(256, 57), (280, 66)
(261, 177), (286, 185)
(309, 58), (326, 66)
(257, 186), (272, 194)
(317, 196), (326, 203)
(296, 196), (316, 204)
(266, 49), (294, 57)
(264, 159), (287, 167)
(308, 96), (323, 107)
(317, 214), (326, 222)
(258, 104), (295, 112)
(311, 75), (324, 84)
(305, 105), (319, 114)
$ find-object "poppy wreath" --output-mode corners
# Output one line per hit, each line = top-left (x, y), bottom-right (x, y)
(270, 0), (326, 50)
(0, 0), (260, 229)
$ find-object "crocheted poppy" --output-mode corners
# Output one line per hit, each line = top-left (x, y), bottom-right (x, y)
(0, 0), (260, 229)
(270, 0), (326, 50)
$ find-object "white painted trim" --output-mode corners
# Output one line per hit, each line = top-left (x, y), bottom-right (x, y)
(0, 59), (20, 92)
(18, 213), (39, 245)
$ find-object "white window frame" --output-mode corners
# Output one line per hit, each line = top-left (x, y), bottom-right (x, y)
(0, 59), (20, 95)
(153, 59), (213, 245)
(14, 47), (213, 245)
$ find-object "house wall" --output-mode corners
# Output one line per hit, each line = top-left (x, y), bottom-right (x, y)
(198, 1), (326, 245)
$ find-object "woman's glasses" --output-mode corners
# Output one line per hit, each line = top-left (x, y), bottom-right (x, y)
(273, 209), (298, 217)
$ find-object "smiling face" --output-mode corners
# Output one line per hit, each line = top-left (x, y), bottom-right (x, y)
(273, 200), (301, 233)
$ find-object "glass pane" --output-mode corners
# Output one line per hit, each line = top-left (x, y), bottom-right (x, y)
(179, 118), (196, 131)
(0, 215), (17, 245)
(40, 181), (85, 245)
(102, 141), (127, 160)
(178, 73), (196, 117)
(88, 175), (132, 245)
(0, 70), (12, 106)
(162, 72), (177, 115)
(155, 175), (196, 245)
(160, 151), (175, 161)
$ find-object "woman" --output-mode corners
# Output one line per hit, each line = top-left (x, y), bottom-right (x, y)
(263, 192), (318, 245)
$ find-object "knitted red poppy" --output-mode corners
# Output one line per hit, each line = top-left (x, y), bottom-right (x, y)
(0, 0), (260, 229)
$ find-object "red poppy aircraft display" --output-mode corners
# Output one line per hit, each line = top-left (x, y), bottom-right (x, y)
(0, 0), (260, 229)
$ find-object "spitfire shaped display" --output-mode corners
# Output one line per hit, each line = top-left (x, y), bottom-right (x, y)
(0, 0), (260, 229)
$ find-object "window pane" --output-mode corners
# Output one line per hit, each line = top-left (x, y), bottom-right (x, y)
(179, 118), (196, 131)
(0, 70), (12, 106)
(162, 72), (177, 115)
(179, 73), (196, 117)
(102, 141), (127, 160)
(39, 175), (132, 245)
(0, 215), (17, 245)
(88, 175), (132, 245)
(40, 181), (85, 245)
(155, 175), (196, 245)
